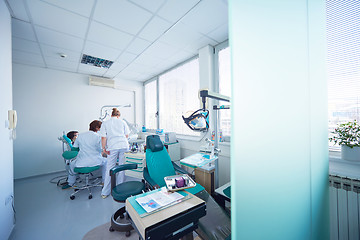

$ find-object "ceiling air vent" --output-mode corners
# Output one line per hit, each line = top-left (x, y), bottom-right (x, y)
(81, 54), (113, 69)
(89, 76), (115, 88)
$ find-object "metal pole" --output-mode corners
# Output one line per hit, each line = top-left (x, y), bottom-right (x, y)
(214, 108), (219, 189)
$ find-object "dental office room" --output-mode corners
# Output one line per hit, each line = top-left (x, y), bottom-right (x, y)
(1, 0), (357, 240)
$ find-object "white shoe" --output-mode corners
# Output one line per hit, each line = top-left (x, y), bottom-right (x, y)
(101, 195), (108, 199)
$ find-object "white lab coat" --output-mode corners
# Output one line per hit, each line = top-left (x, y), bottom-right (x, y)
(67, 131), (106, 186)
(99, 117), (130, 151)
(99, 117), (130, 196)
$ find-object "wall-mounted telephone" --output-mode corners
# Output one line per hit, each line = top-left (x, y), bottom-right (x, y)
(8, 110), (17, 129)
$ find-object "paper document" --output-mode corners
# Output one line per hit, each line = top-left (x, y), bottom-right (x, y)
(136, 187), (184, 213)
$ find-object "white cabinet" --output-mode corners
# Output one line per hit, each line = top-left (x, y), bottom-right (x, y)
(124, 152), (145, 179)
(165, 142), (180, 162)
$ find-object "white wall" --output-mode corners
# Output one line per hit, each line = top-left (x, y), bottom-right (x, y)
(13, 64), (143, 179)
(0, 1), (15, 238)
(230, 0), (329, 239)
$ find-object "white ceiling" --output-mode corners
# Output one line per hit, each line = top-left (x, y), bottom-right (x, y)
(7, 0), (228, 82)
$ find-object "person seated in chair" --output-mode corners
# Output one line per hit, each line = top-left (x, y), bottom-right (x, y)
(62, 120), (106, 189)
(66, 131), (78, 145)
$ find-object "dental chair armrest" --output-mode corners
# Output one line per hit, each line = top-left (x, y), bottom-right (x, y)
(110, 164), (138, 192)
(143, 167), (159, 189)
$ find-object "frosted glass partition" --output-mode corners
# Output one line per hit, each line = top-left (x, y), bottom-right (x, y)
(229, 0), (329, 239)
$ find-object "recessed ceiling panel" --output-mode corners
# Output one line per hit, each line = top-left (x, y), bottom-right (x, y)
(116, 51), (138, 65)
(40, 44), (81, 63)
(41, 0), (95, 17)
(93, 0), (153, 35)
(126, 37), (152, 55)
(143, 41), (179, 60)
(44, 56), (78, 72)
(128, 0), (166, 13)
(108, 62), (127, 72)
(83, 41), (122, 61)
(157, 0), (200, 23)
(81, 54), (113, 69)
(103, 69), (119, 78)
(181, 0), (228, 35)
(7, 0), (30, 21)
(35, 26), (84, 52)
(206, 23), (228, 43)
(132, 53), (163, 67)
(12, 37), (41, 55)
(12, 50), (45, 67)
(184, 36), (218, 53)
(158, 22), (203, 50)
(27, 0), (88, 38)
(87, 21), (133, 50)
(138, 16), (172, 42)
(12, 19), (36, 41)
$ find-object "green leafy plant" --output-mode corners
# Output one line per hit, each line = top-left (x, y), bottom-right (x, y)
(329, 120), (360, 148)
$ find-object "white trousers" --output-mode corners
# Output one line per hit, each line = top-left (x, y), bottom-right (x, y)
(101, 148), (127, 196)
(67, 159), (106, 186)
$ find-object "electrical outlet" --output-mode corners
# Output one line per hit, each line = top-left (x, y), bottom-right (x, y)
(5, 195), (12, 206)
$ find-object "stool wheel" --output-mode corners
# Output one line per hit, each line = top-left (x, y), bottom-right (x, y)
(70, 195), (75, 200)
(88, 195), (92, 199)
(126, 231), (131, 237)
(109, 226), (114, 232)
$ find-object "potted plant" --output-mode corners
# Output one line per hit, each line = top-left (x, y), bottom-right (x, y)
(329, 120), (360, 162)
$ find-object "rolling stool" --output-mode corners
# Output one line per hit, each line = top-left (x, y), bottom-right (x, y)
(109, 164), (145, 237)
(70, 165), (102, 200)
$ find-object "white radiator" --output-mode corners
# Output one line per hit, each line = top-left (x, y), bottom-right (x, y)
(329, 175), (360, 240)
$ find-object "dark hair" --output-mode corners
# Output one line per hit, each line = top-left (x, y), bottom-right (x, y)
(111, 108), (120, 117)
(66, 131), (78, 141)
(89, 120), (102, 132)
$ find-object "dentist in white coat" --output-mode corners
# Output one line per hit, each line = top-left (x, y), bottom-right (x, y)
(99, 108), (130, 198)
(67, 120), (106, 187)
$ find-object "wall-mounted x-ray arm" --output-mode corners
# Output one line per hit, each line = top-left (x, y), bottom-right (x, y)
(99, 104), (131, 121)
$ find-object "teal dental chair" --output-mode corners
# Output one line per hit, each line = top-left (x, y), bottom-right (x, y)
(109, 164), (145, 237)
(143, 135), (231, 240)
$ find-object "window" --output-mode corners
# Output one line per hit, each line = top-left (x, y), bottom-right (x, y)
(327, 1), (360, 150)
(145, 79), (157, 130)
(158, 58), (200, 136)
(216, 44), (231, 139)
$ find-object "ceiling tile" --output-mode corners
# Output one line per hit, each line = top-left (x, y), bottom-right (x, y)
(184, 36), (218, 53)
(103, 69), (119, 78)
(41, 0), (95, 17)
(78, 63), (108, 75)
(143, 41), (179, 60)
(7, 0), (30, 21)
(128, 0), (166, 13)
(108, 62), (127, 72)
(167, 50), (195, 65)
(125, 63), (153, 75)
(116, 69), (141, 80)
(28, 0), (88, 38)
(12, 19), (36, 41)
(40, 44), (81, 63)
(181, 0), (228, 35)
(116, 51), (138, 65)
(12, 50), (45, 66)
(93, 0), (153, 35)
(138, 16), (172, 42)
(126, 37), (151, 55)
(132, 53), (163, 67)
(157, 0), (200, 23)
(12, 37), (41, 55)
(83, 41), (122, 61)
(35, 26), (84, 52)
(44, 56), (78, 72)
(206, 23), (228, 43)
(87, 21), (134, 50)
(158, 22), (203, 50)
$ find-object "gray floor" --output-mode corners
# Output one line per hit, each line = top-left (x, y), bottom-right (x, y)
(9, 171), (132, 240)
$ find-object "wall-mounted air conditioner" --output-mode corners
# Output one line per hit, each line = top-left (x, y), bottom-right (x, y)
(89, 76), (115, 88)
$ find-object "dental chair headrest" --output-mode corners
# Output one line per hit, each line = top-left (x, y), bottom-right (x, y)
(146, 135), (163, 152)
